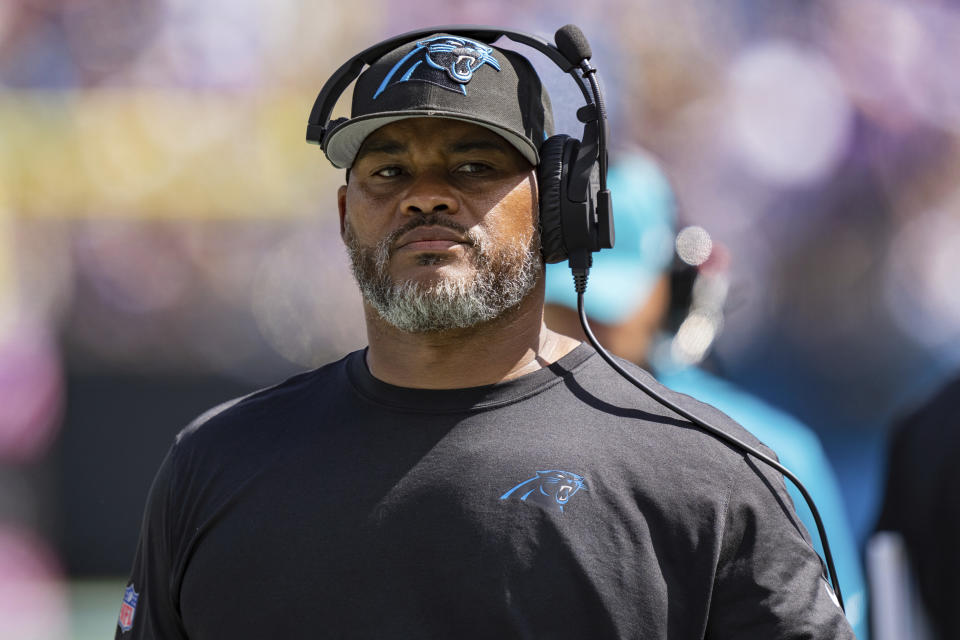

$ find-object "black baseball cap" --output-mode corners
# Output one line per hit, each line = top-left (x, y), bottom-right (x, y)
(323, 33), (554, 169)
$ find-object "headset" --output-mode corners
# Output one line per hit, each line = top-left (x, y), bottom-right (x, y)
(306, 24), (845, 610)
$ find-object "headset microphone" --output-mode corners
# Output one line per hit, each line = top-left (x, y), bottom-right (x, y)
(554, 25), (593, 63)
(548, 24), (613, 289)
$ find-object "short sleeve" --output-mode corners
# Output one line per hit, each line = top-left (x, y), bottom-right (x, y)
(115, 446), (187, 639)
(706, 455), (856, 639)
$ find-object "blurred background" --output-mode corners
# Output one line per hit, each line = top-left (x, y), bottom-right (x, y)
(1, 0), (958, 637)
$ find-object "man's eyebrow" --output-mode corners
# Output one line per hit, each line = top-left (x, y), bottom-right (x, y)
(355, 140), (407, 162)
(449, 139), (510, 154)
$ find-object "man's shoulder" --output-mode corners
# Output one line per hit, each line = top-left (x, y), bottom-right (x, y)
(583, 353), (771, 457)
(563, 351), (783, 505)
(175, 351), (358, 447)
(656, 366), (823, 459)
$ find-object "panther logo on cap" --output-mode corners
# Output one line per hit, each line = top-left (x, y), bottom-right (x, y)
(373, 35), (501, 99)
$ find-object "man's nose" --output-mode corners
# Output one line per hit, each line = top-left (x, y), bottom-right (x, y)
(399, 172), (459, 216)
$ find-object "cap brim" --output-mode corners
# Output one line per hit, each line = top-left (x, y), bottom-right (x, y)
(324, 111), (540, 169)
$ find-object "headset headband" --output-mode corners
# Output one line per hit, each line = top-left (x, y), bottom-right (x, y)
(306, 25), (595, 150)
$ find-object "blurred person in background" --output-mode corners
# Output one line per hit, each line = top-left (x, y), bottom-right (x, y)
(870, 375), (960, 640)
(544, 151), (869, 639)
(115, 27), (854, 639)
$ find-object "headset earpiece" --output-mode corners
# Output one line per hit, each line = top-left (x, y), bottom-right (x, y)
(537, 134), (574, 264)
(537, 134), (576, 264)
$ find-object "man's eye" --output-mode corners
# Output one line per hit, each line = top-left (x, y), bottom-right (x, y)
(456, 162), (491, 174)
(374, 166), (403, 178)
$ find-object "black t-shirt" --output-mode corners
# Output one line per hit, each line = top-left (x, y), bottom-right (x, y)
(117, 344), (853, 639)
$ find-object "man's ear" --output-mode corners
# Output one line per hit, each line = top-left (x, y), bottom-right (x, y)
(337, 184), (348, 236)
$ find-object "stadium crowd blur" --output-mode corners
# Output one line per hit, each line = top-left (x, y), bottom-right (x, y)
(1, 0), (958, 637)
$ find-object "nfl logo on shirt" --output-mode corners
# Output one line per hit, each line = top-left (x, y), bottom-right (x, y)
(118, 584), (139, 632)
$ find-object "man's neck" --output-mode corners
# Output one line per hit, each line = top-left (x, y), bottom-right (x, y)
(363, 293), (581, 390)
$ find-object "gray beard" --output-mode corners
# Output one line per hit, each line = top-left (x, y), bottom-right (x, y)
(344, 214), (542, 333)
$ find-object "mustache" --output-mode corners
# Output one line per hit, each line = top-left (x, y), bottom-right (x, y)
(385, 214), (478, 255)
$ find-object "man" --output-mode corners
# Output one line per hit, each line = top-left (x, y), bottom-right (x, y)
(117, 30), (854, 639)
(543, 151), (869, 639)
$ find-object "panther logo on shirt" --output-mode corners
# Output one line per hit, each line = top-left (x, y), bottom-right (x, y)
(373, 35), (501, 99)
(500, 470), (588, 513)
